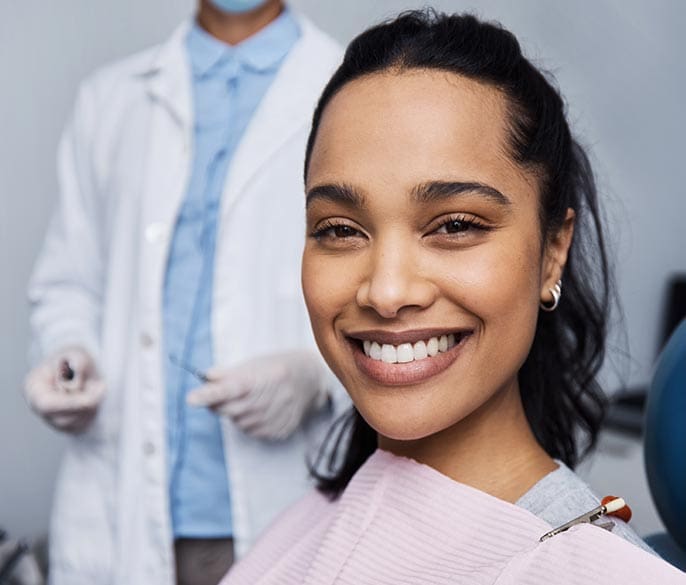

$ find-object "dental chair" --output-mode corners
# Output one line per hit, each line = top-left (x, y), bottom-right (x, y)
(643, 317), (686, 570)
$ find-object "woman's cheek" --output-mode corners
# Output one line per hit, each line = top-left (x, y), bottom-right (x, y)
(303, 254), (347, 333)
(435, 239), (541, 319)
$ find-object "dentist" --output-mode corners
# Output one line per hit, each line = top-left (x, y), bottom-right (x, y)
(24, 1), (344, 584)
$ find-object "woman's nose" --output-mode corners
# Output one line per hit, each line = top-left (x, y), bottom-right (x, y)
(355, 241), (436, 319)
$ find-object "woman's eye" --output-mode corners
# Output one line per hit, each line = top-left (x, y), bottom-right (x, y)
(311, 222), (363, 242)
(438, 219), (471, 234)
(433, 217), (486, 235)
(330, 225), (358, 238)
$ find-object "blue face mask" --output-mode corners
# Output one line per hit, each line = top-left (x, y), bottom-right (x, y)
(210, 0), (268, 13)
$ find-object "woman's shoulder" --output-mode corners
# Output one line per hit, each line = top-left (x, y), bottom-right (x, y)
(223, 488), (335, 584)
(499, 521), (686, 585)
(248, 487), (334, 555)
(516, 461), (654, 554)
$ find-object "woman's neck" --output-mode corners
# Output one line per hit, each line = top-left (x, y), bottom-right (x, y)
(378, 380), (557, 503)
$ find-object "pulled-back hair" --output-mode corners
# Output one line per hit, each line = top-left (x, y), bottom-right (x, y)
(306, 10), (610, 497)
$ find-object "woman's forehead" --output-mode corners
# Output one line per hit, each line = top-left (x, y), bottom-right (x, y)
(307, 70), (529, 200)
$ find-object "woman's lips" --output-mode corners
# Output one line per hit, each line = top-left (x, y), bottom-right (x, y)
(348, 332), (472, 386)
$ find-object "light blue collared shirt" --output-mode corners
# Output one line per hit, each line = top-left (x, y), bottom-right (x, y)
(163, 10), (300, 538)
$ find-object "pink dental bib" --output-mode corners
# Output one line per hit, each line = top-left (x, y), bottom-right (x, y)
(224, 450), (685, 584)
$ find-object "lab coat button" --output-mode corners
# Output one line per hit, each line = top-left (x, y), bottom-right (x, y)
(143, 441), (155, 456)
(145, 222), (167, 244)
(140, 332), (154, 347)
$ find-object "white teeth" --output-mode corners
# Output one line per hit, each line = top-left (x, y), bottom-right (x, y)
(396, 343), (414, 363)
(361, 333), (465, 363)
(381, 344), (397, 363)
(413, 340), (428, 360)
(370, 341), (382, 360)
(438, 335), (448, 352)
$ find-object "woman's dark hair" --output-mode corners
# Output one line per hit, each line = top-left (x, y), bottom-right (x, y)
(306, 10), (611, 497)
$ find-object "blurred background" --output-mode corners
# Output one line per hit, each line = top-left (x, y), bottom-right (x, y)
(1, 0), (684, 543)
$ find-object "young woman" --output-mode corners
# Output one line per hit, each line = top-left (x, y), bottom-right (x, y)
(223, 10), (686, 584)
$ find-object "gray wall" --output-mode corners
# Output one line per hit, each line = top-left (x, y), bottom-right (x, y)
(1, 0), (684, 540)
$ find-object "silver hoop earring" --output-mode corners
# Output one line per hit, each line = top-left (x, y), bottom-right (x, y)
(540, 279), (562, 312)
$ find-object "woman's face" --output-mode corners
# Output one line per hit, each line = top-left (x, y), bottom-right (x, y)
(303, 70), (572, 442)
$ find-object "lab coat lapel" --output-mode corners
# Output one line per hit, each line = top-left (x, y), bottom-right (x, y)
(138, 22), (194, 235)
(135, 21), (194, 308)
(142, 21), (193, 132)
(221, 20), (324, 214)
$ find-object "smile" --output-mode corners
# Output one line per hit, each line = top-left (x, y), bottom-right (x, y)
(346, 329), (473, 386)
(362, 333), (460, 363)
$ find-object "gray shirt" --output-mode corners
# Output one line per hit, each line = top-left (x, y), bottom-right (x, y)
(516, 461), (655, 554)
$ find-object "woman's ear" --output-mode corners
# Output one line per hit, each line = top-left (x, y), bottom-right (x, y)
(541, 208), (575, 302)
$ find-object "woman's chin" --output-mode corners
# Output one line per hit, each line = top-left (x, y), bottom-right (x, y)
(360, 408), (446, 443)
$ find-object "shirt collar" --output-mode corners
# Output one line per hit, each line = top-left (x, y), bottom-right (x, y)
(186, 7), (300, 78)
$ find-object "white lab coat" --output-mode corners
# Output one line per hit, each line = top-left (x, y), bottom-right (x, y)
(28, 14), (345, 585)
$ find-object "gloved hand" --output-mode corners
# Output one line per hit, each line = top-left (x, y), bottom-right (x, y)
(0, 534), (43, 585)
(187, 350), (331, 440)
(24, 346), (105, 434)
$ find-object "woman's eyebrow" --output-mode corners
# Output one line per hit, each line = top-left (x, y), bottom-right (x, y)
(411, 181), (512, 206)
(306, 183), (365, 209)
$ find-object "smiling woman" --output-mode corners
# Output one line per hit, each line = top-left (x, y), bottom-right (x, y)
(302, 21), (592, 494)
(221, 10), (686, 585)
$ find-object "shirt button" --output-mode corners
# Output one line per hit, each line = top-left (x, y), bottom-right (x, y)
(145, 222), (167, 244)
(140, 332), (154, 347)
(143, 441), (156, 456)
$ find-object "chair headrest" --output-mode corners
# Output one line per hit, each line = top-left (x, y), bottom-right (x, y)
(644, 317), (686, 549)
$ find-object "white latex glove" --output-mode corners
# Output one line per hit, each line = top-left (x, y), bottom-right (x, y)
(0, 537), (44, 585)
(24, 346), (105, 434)
(187, 350), (330, 440)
